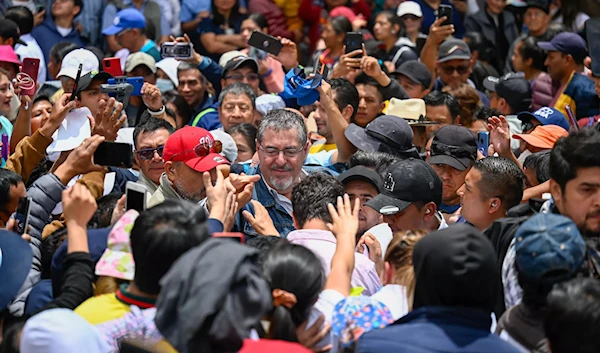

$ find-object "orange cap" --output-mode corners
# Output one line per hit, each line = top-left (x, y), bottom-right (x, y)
(513, 125), (569, 149)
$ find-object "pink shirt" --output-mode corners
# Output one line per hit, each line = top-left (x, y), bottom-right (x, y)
(241, 48), (285, 93)
(287, 229), (381, 296)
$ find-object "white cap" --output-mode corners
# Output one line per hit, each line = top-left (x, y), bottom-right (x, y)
(155, 57), (180, 87)
(125, 52), (156, 74)
(57, 49), (100, 79)
(209, 130), (238, 163)
(255, 94), (286, 116)
(397, 1), (423, 18)
(219, 50), (246, 68)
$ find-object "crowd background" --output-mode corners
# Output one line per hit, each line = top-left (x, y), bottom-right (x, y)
(0, 0), (599, 352)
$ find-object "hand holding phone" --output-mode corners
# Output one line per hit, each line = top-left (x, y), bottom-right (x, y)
(102, 57), (123, 77)
(248, 31), (283, 56)
(18, 58), (40, 97)
(14, 196), (32, 235)
(126, 181), (147, 212)
(345, 32), (363, 57)
(160, 42), (194, 60)
(477, 131), (489, 157)
(437, 4), (453, 26)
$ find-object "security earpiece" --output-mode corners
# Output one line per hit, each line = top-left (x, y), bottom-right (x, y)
(492, 202), (497, 207)
(425, 209), (431, 214)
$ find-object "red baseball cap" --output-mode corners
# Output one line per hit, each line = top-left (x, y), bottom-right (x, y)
(163, 126), (230, 172)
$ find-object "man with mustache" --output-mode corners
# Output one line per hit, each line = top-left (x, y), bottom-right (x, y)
(234, 109), (311, 238)
(498, 127), (600, 309)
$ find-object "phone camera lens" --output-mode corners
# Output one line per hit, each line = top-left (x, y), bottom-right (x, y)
(262, 40), (270, 48)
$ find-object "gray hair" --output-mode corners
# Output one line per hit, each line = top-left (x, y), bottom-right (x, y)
(257, 109), (308, 147)
(218, 82), (256, 109)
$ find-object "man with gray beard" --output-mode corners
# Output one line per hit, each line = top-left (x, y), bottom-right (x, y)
(234, 109), (312, 238)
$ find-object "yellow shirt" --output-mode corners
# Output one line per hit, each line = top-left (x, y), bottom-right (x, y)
(309, 143), (337, 154)
(75, 293), (132, 325)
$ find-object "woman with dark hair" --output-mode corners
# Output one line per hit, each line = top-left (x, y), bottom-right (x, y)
(372, 11), (417, 71)
(198, 0), (247, 59)
(262, 241), (325, 342)
(299, 0), (371, 52)
(162, 90), (193, 128)
(512, 36), (559, 110)
(463, 32), (499, 92)
(229, 123), (257, 163)
(550, 0), (592, 33)
(240, 13), (285, 93)
(309, 16), (352, 73)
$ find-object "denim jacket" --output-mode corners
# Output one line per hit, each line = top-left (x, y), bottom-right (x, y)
(234, 167), (296, 239)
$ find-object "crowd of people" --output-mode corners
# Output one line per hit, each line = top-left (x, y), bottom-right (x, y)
(0, 0), (599, 352)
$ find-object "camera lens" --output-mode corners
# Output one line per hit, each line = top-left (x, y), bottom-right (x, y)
(262, 40), (270, 48)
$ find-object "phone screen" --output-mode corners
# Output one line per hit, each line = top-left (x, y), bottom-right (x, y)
(586, 19), (600, 77)
(126, 188), (146, 212)
(15, 196), (31, 235)
(94, 141), (133, 168)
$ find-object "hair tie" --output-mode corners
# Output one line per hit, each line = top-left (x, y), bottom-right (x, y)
(272, 289), (298, 309)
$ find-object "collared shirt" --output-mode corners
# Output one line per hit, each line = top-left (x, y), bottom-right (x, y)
(262, 169), (307, 216)
(287, 229), (381, 296)
(438, 212), (449, 230)
(15, 34), (46, 86)
(75, 284), (156, 325)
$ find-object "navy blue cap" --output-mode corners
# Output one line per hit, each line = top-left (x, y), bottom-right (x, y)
(102, 8), (146, 36)
(517, 106), (570, 131)
(515, 213), (585, 282)
(0, 230), (33, 311)
(538, 32), (588, 61)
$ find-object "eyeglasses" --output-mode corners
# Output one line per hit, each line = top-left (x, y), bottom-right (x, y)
(225, 73), (259, 82)
(170, 140), (223, 161)
(116, 29), (131, 37)
(521, 121), (538, 133)
(258, 143), (305, 158)
(136, 145), (165, 161)
(440, 65), (470, 75)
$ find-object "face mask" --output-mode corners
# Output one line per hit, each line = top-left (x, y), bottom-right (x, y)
(156, 78), (175, 93)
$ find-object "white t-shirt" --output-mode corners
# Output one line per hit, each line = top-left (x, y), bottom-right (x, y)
(56, 26), (73, 37)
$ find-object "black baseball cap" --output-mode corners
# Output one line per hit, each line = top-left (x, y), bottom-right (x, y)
(366, 158), (442, 215)
(222, 56), (258, 78)
(74, 71), (113, 97)
(337, 166), (382, 192)
(438, 39), (471, 63)
(393, 61), (432, 88)
(0, 19), (26, 46)
(483, 73), (532, 112)
(429, 125), (477, 171)
(345, 115), (417, 157)
(525, 0), (550, 13)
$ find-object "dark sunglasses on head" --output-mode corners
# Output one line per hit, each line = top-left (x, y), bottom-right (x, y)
(136, 145), (165, 161)
(169, 140), (223, 162)
(225, 73), (259, 82)
(440, 65), (469, 75)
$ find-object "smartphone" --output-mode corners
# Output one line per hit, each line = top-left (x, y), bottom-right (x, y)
(345, 32), (363, 56)
(19, 58), (40, 96)
(160, 42), (194, 60)
(14, 196), (32, 235)
(248, 31), (283, 56)
(477, 131), (489, 157)
(70, 63), (83, 102)
(107, 77), (144, 96)
(437, 4), (453, 26)
(93, 141), (133, 168)
(125, 181), (147, 212)
(585, 19), (600, 77)
(213, 232), (245, 244)
(1, 134), (8, 161)
(102, 57), (123, 77)
(415, 37), (427, 55)
(313, 59), (329, 78)
(565, 104), (579, 130)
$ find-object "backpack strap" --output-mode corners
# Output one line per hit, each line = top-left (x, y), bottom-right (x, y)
(191, 108), (216, 127)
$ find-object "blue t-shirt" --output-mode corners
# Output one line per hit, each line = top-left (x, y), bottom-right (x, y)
(141, 40), (162, 63)
(197, 14), (247, 60)
(180, 0), (248, 22)
(415, 0), (465, 38)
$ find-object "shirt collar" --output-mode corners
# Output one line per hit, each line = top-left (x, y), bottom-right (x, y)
(115, 283), (155, 308)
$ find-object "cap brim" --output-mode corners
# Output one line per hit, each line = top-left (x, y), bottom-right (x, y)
(429, 154), (471, 171)
(337, 168), (381, 192)
(57, 67), (77, 79)
(16, 39), (27, 46)
(538, 41), (557, 51)
(344, 124), (383, 152)
(393, 70), (420, 85)
(0, 231), (33, 311)
(482, 77), (498, 92)
(365, 193), (412, 214)
(406, 119), (440, 126)
(438, 54), (471, 63)
(513, 133), (554, 149)
(102, 25), (125, 36)
(185, 153), (230, 173)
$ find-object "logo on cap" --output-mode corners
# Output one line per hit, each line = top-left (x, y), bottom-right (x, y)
(535, 107), (554, 119)
(114, 17), (120, 25)
(214, 156), (225, 163)
(446, 45), (461, 55)
(383, 173), (395, 192)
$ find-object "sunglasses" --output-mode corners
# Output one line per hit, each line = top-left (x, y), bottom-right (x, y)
(225, 73), (259, 82)
(522, 121), (538, 133)
(170, 140), (223, 162)
(440, 65), (470, 75)
(136, 145), (165, 161)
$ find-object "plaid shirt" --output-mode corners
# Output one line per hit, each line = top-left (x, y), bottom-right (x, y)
(96, 306), (163, 352)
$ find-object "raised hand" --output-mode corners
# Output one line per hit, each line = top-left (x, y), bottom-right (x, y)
(141, 83), (163, 111)
(332, 46), (362, 78)
(54, 135), (105, 185)
(327, 194), (360, 240)
(487, 115), (512, 157)
(273, 37), (299, 71)
(428, 16), (455, 45)
(90, 98), (126, 141)
(242, 200), (279, 236)
(62, 183), (98, 228)
(39, 93), (78, 138)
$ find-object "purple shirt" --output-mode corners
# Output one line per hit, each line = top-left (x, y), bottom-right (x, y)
(287, 229), (381, 296)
